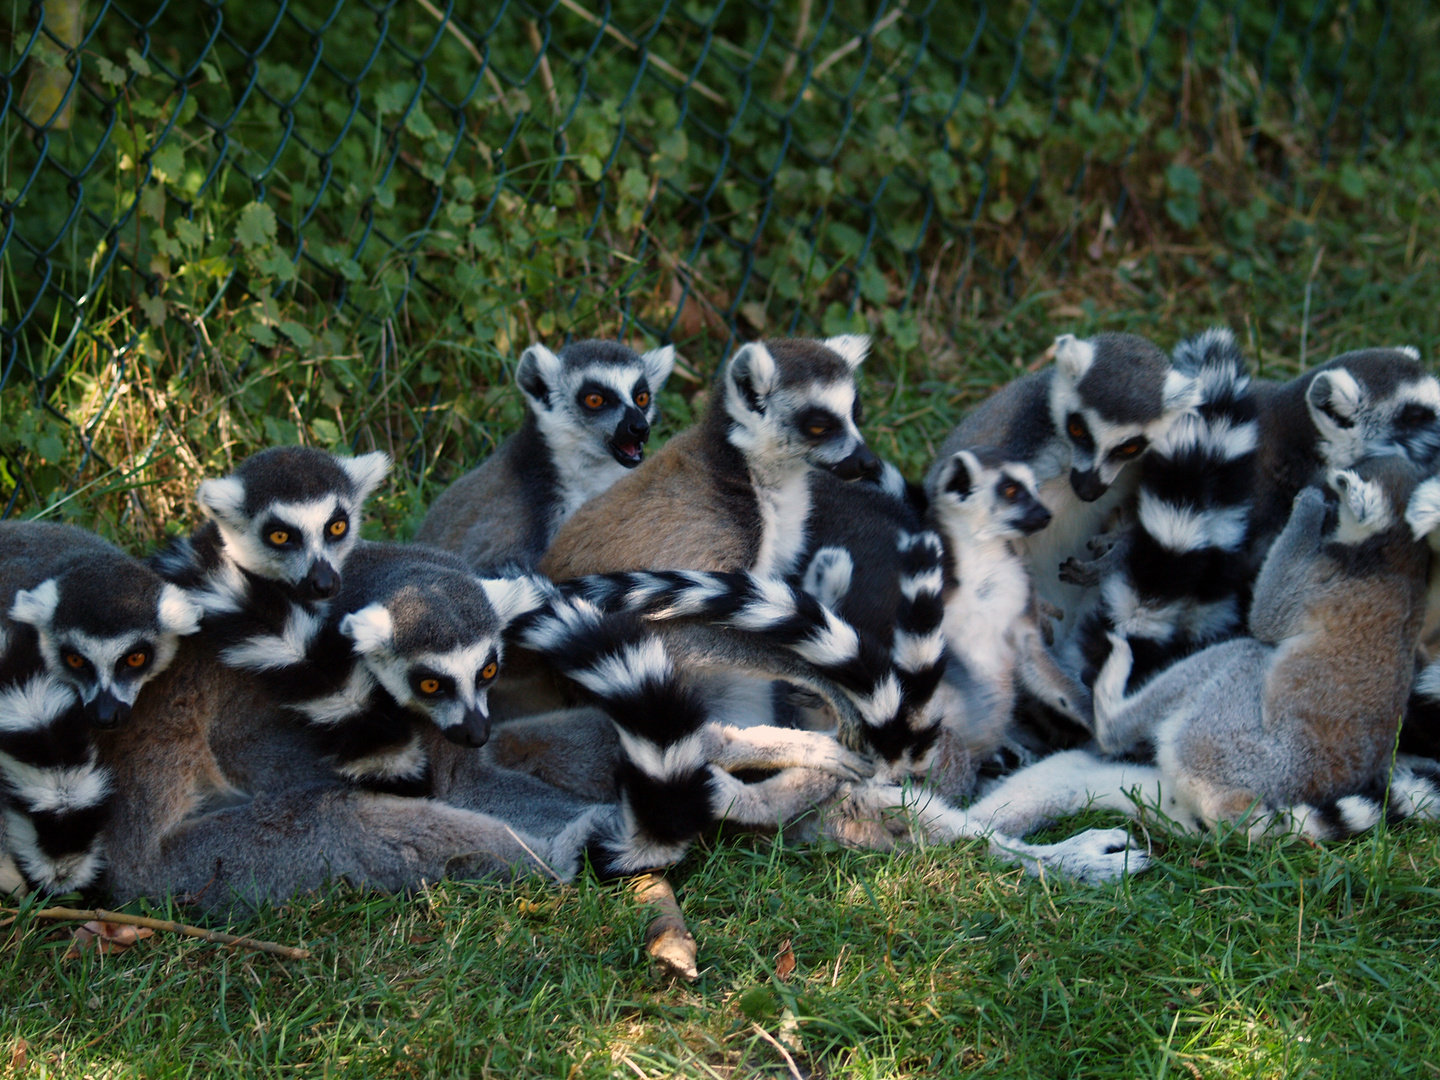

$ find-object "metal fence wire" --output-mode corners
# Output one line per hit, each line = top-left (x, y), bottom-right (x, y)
(1, 0), (1435, 515)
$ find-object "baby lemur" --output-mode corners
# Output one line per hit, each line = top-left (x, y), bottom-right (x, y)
(417, 339), (675, 571)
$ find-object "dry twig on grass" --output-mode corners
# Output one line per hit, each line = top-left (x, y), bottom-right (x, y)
(630, 873), (698, 981)
(2, 906), (311, 960)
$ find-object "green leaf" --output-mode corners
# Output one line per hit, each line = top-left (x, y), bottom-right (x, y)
(95, 56), (126, 87)
(1338, 164), (1367, 199)
(125, 47), (152, 78)
(278, 321), (313, 349)
(236, 202), (277, 250)
(577, 154), (604, 181)
(151, 141), (184, 184)
(36, 433), (65, 464)
(1165, 163), (1201, 196)
(138, 293), (166, 325)
(310, 418), (341, 446)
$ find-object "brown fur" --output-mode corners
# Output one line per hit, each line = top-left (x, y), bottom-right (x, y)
(540, 423), (758, 579)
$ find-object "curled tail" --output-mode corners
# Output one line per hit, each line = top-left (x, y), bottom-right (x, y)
(0, 673), (111, 894)
(1076, 326), (1259, 690)
(560, 529), (951, 776)
(506, 596), (719, 877)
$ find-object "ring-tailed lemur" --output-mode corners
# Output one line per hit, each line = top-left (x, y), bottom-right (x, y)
(416, 339), (676, 572)
(541, 335), (878, 581)
(929, 455), (1440, 876)
(1248, 346), (1440, 564)
(926, 333), (1201, 643)
(153, 445), (391, 675)
(1060, 327), (1260, 695)
(0, 522), (201, 894)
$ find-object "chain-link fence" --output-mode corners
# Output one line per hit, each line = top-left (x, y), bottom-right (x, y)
(2, 0), (1436, 525)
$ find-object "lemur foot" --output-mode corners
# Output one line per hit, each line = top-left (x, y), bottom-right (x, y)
(1009, 827), (1149, 883)
(1058, 555), (1102, 587)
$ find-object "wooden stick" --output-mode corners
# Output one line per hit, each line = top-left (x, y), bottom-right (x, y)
(630, 873), (698, 981)
(3, 906), (311, 960)
(811, 5), (906, 80)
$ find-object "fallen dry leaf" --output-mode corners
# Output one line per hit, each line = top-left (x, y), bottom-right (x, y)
(9, 1037), (26, 1071)
(774, 939), (796, 982)
(64, 920), (153, 960)
(407, 934), (435, 945)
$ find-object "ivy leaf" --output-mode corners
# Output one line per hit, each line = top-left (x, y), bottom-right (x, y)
(138, 293), (167, 325)
(236, 202), (277, 250)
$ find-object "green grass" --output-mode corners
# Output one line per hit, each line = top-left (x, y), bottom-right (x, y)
(5, 820), (1440, 1078)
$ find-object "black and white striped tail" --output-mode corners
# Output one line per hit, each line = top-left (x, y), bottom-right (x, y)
(1077, 326), (1258, 690)
(0, 670), (111, 895)
(558, 529), (952, 774)
(1271, 757), (1440, 840)
(506, 596), (718, 877)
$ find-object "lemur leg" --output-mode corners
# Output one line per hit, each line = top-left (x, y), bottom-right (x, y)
(1014, 619), (1094, 728)
(828, 773), (1151, 882)
(699, 723), (875, 781)
(115, 786), (570, 911)
(481, 706), (621, 802)
(1247, 487), (1327, 643)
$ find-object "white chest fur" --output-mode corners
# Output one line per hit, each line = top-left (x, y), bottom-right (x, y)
(750, 466), (813, 578)
(943, 539), (1031, 688)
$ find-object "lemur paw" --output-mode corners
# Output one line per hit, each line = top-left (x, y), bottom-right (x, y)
(1036, 600), (1065, 645)
(1058, 556), (1102, 587)
(807, 741), (877, 783)
(1041, 827), (1149, 883)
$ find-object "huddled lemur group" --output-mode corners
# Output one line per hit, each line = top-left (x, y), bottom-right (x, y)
(5, 328), (1440, 907)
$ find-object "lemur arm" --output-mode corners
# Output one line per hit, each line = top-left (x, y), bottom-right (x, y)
(1013, 617), (1094, 730)
(1246, 485), (1328, 644)
(1058, 531), (1132, 588)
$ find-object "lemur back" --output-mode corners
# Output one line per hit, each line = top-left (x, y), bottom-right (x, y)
(540, 335), (877, 580)
(417, 339), (675, 571)
(0, 522), (201, 895)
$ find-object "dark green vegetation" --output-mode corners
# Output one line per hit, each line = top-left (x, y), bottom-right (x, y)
(3, 2), (1440, 1076)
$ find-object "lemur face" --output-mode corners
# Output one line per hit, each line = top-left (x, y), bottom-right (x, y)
(196, 447), (390, 601)
(517, 340), (676, 469)
(339, 571), (511, 748)
(724, 335), (880, 480)
(1049, 333), (1199, 501)
(9, 556), (201, 727)
(1307, 349), (1440, 472)
(928, 448), (1051, 542)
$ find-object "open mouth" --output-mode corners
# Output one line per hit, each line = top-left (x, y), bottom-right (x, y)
(608, 439), (645, 467)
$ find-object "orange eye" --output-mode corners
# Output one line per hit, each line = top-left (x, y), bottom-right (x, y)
(635, 392), (650, 409)
(1001, 484), (1019, 500)
(1118, 442), (1142, 456)
(1068, 421), (1085, 440)
(584, 393), (605, 409)
(268, 530), (290, 545)
(65, 652), (86, 669)
(419, 679), (440, 695)
(328, 519), (348, 537)
(126, 652), (148, 668)
(481, 661), (498, 681)
(808, 425), (828, 437)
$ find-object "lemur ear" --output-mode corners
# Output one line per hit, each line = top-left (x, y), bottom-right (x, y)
(1397, 345), (1421, 361)
(339, 603), (394, 655)
(640, 345), (676, 393)
(823, 334), (870, 370)
(10, 578), (59, 629)
(937, 451), (977, 500)
(1308, 369), (1365, 433)
(196, 475), (247, 528)
(340, 451), (391, 504)
(726, 341), (779, 416)
(516, 344), (563, 410)
(1053, 334), (1095, 382)
(1406, 476), (1440, 540)
(158, 584), (203, 637)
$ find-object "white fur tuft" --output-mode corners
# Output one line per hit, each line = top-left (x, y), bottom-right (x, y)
(1053, 334), (1095, 381)
(340, 450), (391, 502)
(339, 603), (395, 656)
(640, 344), (677, 390)
(9, 579), (59, 629)
(1406, 476), (1440, 540)
(158, 583), (203, 637)
(196, 474), (247, 525)
(1161, 369), (1202, 413)
(515, 343), (565, 408)
(823, 334), (870, 370)
(725, 341), (779, 409)
(1397, 345), (1421, 361)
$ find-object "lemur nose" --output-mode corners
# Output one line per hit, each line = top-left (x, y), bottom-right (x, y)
(444, 708), (491, 748)
(88, 689), (130, 729)
(828, 444), (880, 481)
(306, 561), (340, 599)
